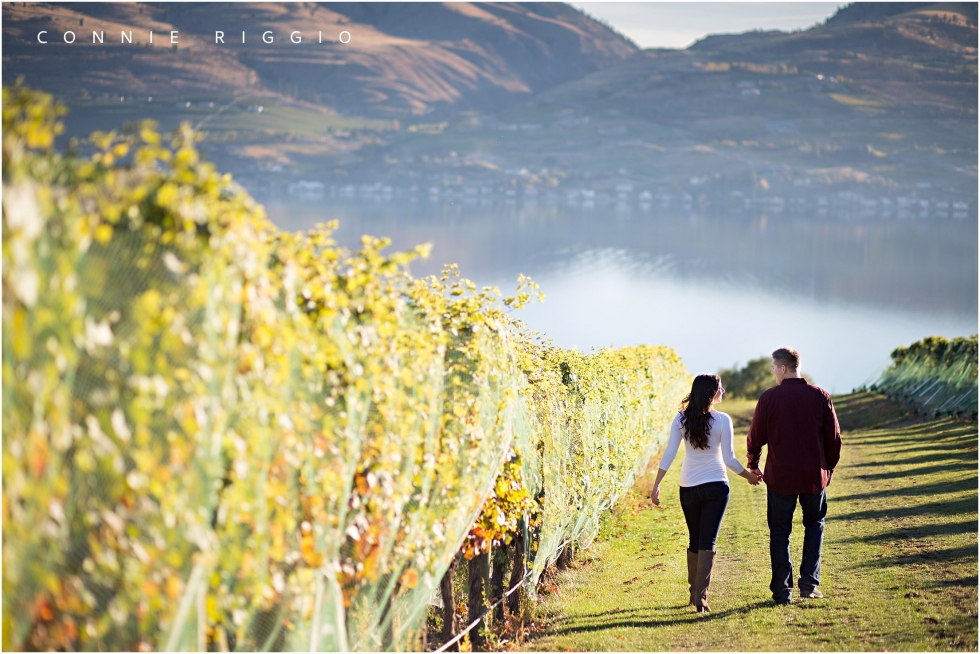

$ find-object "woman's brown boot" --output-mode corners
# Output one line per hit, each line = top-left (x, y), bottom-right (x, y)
(694, 550), (716, 613)
(686, 550), (698, 606)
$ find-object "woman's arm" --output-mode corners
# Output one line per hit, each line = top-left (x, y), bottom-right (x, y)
(651, 467), (668, 505)
(721, 414), (761, 485)
(651, 415), (683, 504)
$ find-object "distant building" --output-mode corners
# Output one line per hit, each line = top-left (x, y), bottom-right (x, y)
(288, 181), (325, 199)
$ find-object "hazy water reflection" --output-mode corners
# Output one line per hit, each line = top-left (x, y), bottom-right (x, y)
(514, 249), (974, 393)
(260, 195), (977, 393)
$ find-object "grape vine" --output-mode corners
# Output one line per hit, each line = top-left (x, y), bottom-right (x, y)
(2, 84), (689, 651)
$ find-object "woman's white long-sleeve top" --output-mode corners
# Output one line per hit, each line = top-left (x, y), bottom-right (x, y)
(658, 411), (745, 487)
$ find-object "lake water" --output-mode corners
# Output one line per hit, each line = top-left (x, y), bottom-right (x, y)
(257, 192), (977, 394)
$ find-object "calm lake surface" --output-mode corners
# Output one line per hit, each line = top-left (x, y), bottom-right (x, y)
(258, 192), (977, 394)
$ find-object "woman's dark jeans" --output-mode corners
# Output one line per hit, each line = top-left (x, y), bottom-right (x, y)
(767, 488), (828, 601)
(679, 481), (731, 552)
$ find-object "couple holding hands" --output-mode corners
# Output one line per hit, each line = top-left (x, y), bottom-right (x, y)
(651, 347), (843, 612)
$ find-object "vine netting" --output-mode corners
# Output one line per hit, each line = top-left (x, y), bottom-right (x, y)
(2, 85), (690, 651)
(870, 335), (978, 418)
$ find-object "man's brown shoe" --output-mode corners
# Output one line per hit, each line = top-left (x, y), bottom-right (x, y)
(800, 588), (824, 598)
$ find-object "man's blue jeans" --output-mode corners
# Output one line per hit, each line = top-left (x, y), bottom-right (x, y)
(767, 487), (828, 601)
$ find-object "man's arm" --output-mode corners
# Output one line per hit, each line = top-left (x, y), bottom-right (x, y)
(746, 395), (768, 470)
(823, 394), (842, 470)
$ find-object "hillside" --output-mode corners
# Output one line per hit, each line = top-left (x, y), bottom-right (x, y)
(1, 2), (636, 117)
(2, 2), (976, 207)
(382, 2), (976, 201)
(825, 1), (977, 26)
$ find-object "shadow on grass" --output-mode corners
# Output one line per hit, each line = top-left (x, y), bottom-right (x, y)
(844, 440), (976, 457)
(533, 600), (775, 638)
(852, 429), (979, 450)
(546, 606), (651, 624)
(855, 545), (977, 568)
(923, 576), (979, 589)
(833, 393), (915, 430)
(849, 450), (977, 468)
(845, 461), (977, 481)
(835, 477), (977, 502)
(830, 496), (977, 522)
(837, 520), (977, 543)
(845, 425), (977, 449)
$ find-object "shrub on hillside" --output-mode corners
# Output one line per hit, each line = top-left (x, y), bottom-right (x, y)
(717, 357), (772, 399)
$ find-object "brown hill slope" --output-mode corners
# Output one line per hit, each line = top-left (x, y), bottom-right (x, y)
(3, 2), (975, 201)
(824, 1), (977, 26)
(1, 1), (637, 116)
(683, 1), (977, 114)
(382, 1), (975, 196)
(559, 2), (976, 124)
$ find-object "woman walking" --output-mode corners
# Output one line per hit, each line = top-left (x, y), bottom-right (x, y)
(651, 374), (762, 612)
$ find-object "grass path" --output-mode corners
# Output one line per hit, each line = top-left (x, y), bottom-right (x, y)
(522, 393), (978, 651)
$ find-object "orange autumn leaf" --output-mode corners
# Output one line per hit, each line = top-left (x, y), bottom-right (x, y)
(398, 568), (419, 590)
(36, 596), (53, 622)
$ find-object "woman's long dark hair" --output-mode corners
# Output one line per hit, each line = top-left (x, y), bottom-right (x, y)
(680, 374), (720, 450)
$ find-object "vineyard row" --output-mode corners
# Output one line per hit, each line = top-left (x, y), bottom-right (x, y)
(2, 85), (689, 651)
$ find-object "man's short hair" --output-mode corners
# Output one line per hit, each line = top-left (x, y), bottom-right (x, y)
(772, 347), (800, 372)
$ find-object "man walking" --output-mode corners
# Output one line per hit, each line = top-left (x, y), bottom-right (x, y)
(747, 347), (841, 605)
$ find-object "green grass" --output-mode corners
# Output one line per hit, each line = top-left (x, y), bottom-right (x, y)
(520, 394), (978, 651)
(62, 97), (392, 143)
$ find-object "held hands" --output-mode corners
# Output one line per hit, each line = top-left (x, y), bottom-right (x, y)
(741, 467), (764, 486)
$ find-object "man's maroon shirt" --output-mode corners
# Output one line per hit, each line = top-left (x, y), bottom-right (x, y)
(746, 378), (842, 495)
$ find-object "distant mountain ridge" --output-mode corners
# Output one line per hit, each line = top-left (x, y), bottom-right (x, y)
(825, 1), (977, 26)
(434, 0), (975, 196)
(672, 2), (976, 115)
(2, 2), (637, 116)
(2, 2), (976, 202)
